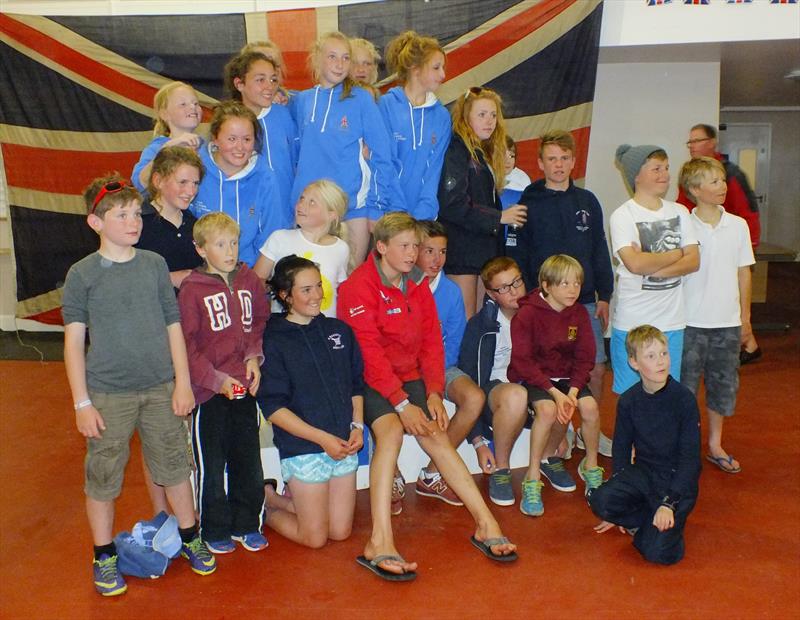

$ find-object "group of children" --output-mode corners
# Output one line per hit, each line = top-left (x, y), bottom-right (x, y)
(61, 28), (755, 597)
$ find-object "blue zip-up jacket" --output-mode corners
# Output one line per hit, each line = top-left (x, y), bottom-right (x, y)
(131, 136), (205, 195)
(512, 178), (614, 305)
(257, 313), (365, 459)
(191, 143), (284, 268)
(256, 104), (298, 227)
(290, 83), (405, 218)
(458, 296), (502, 441)
(431, 272), (466, 369)
(374, 87), (451, 220)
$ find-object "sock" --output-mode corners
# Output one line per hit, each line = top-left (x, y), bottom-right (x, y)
(179, 524), (198, 544)
(94, 542), (116, 561)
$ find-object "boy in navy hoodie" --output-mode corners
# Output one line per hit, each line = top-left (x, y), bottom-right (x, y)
(508, 254), (604, 517)
(589, 325), (701, 565)
(178, 212), (269, 554)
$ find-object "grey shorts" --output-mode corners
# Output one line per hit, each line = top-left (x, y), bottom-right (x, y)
(444, 366), (469, 401)
(363, 379), (431, 426)
(525, 378), (593, 404)
(86, 381), (192, 501)
(681, 326), (741, 417)
(582, 302), (607, 364)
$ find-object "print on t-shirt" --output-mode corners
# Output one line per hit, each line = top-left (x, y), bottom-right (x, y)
(636, 216), (681, 291)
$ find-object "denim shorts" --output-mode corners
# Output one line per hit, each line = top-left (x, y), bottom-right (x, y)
(611, 328), (684, 394)
(681, 326), (741, 416)
(281, 452), (358, 484)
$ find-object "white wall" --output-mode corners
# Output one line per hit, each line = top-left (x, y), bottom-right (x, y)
(585, 45), (721, 226)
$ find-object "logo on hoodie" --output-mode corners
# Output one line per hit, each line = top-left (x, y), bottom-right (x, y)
(340, 116), (349, 130)
(431, 132), (437, 146)
(328, 333), (344, 350)
(568, 325), (578, 341)
(203, 293), (231, 332)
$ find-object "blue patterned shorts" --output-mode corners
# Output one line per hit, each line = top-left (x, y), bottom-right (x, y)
(280, 452), (358, 484)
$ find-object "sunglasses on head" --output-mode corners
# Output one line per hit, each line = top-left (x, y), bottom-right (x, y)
(91, 180), (128, 214)
(464, 86), (485, 99)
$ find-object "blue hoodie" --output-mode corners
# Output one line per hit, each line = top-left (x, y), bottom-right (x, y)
(256, 104), (298, 227)
(430, 271), (466, 369)
(290, 83), (404, 219)
(374, 87), (451, 220)
(191, 144), (284, 267)
(130, 136), (207, 195)
(257, 313), (365, 459)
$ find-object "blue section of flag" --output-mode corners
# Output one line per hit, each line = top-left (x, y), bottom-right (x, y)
(647, 0), (672, 5)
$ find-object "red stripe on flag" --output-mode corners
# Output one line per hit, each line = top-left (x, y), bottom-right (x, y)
(26, 308), (65, 325)
(515, 125), (591, 183)
(2, 143), (139, 195)
(267, 9), (317, 91)
(444, 0), (577, 81)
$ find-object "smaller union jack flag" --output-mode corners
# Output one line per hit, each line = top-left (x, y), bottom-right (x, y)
(684, 0), (709, 4)
(726, 0), (752, 4)
(770, 0), (797, 4)
(647, 0), (672, 5)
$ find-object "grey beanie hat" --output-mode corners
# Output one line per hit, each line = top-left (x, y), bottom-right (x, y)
(615, 144), (665, 193)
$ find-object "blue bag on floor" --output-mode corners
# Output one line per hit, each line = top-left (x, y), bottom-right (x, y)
(114, 511), (180, 578)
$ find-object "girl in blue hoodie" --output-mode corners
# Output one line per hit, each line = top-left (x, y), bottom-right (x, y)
(291, 31), (404, 266)
(376, 31), (451, 222)
(225, 51), (298, 228)
(191, 101), (284, 267)
(258, 256), (365, 548)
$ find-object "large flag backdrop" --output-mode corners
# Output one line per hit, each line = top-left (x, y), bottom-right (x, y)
(0, 0), (604, 324)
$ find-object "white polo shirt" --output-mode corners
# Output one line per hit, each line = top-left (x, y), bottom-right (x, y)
(684, 206), (755, 328)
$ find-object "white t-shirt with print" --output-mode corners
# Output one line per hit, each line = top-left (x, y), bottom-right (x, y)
(490, 310), (512, 382)
(260, 228), (349, 317)
(610, 198), (698, 332)
(684, 207), (754, 328)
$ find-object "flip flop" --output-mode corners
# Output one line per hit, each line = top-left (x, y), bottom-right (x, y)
(356, 555), (417, 582)
(470, 536), (518, 563)
(706, 454), (741, 474)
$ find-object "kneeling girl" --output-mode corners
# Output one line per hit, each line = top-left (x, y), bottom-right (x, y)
(258, 256), (365, 548)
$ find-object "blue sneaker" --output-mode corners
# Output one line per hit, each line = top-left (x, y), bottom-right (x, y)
(182, 538), (217, 575)
(205, 538), (236, 554)
(93, 553), (127, 597)
(540, 457), (576, 492)
(519, 479), (544, 517)
(578, 457), (605, 497)
(489, 468), (514, 506)
(232, 531), (269, 552)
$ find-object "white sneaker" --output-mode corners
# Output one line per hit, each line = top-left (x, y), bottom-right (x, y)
(575, 428), (613, 458)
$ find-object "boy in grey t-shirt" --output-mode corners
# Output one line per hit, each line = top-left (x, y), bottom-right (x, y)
(62, 174), (216, 597)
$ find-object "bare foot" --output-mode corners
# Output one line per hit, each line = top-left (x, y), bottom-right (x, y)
(474, 521), (517, 557)
(264, 483), (295, 512)
(364, 540), (418, 575)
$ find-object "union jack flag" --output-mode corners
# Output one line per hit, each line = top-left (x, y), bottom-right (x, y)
(647, 0), (672, 5)
(726, 0), (752, 4)
(684, 0), (710, 4)
(770, 0), (797, 4)
(1, 0), (604, 323)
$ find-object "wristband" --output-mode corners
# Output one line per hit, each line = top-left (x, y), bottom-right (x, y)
(74, 399), (92, 411)
(472, 437), (490, 449)
(659, 495), (679, 512)
(394, 399), (410, 414)
(350, 422), (365, 432)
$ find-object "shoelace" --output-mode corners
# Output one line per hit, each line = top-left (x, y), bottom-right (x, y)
(547, 459), (567, 472)
(583, 465), (605, 488)
(95, 555), (118, 581)
(184, 538), (210, 558)
(522, 481), (542, 503)
(493, 472), (512, 485)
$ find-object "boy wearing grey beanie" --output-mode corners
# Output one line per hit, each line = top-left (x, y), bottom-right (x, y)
(608, 145), (699, 394)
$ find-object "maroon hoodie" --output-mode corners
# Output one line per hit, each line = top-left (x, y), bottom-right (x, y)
(507, 288), (595, 392)
(178, 263), (269, 404)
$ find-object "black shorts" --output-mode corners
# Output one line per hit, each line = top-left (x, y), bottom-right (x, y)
(525, 379), (593, 404)
(363, 379), (431, 426)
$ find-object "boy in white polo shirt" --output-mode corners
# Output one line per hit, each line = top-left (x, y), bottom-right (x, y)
(609, 144), (700, 394)
(678, 157), (754, 474)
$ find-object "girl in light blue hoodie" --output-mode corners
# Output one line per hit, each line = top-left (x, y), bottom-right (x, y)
(291, 31), (403, 266)
(376, 31), (451, 221)
(192, 101), (284, 267)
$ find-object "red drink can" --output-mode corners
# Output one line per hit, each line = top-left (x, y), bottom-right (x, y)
(231, 384), (247, 399)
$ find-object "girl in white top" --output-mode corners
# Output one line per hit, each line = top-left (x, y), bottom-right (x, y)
(254, 180), (351, 318)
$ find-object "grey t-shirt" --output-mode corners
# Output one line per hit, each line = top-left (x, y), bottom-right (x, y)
(62, 249), (180, 392)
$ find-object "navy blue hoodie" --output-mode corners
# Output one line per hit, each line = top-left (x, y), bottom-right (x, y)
(257, 313), (365, 459)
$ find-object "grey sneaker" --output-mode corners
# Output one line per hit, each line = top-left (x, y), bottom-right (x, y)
(575, 428), (613, 458)
(539, 457), (576, 492)
(489, 468), (514, 506)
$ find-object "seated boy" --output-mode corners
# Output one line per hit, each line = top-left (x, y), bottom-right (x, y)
(178, 212), (270, 553)
(589, 325), (701, 565)
(610, 144), (699, 394)
(63, 174), (216, 597)
(459, 257), (531, 507)
(508, 254), (604, 516)
(338, 213), (517, 581)
(679, 156), (754, 473)
(390, 220), (486, 512)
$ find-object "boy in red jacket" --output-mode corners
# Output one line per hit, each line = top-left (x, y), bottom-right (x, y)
(338, 213), (517, 582)
(179, 212), (269, 554)
(508, 254), (604, 517)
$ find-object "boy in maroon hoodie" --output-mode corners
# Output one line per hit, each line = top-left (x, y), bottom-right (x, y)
(508, 254), (604, 517)
(179, 212), (269, 553)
